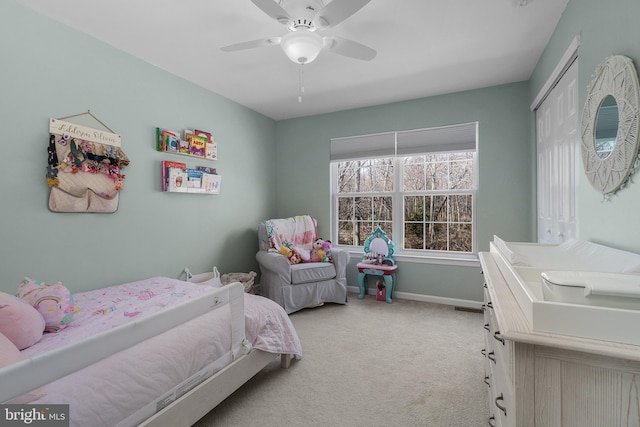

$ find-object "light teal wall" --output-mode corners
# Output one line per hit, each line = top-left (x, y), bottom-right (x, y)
(10, 0), (634, 304)
(275, 83), (533, 302)
(0, 2), (277, 293)
(530, 0), (640, 253)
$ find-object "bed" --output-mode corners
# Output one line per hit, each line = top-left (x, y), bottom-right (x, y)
(0, 277), (303, 427)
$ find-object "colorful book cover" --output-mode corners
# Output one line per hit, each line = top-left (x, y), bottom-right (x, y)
(186, 169), (204, 193)
(163, 131), (179, 153)
(194, 129), (212, 144)
(195, 166), (217, 175)
(156, 128), (179, 152)
(205, 142), (217, 160)
(189, 135), (206, 157)
(202, 173), (222, 194)
(162, 160), (186, 191)
(178, 138), (190, 155)
(156, 127), (163, 151)
(167, 167), (188, 192)
(195, 129), (217, 160)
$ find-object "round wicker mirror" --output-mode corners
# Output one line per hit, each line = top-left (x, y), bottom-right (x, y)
(580, 55), (640, 195)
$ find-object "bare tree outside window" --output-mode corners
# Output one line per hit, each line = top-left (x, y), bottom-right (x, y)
(403, 153), (473, 252)
(336, 152), (474, 253)
(337, 158), (393, 245)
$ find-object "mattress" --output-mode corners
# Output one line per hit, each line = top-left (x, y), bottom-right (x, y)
(7, 277), (302, 427)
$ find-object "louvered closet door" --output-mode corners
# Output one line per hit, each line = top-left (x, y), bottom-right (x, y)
(536, 59), (578, 243)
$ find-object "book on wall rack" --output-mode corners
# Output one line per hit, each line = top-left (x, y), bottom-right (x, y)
(195, 166), (217, 175)
(189, 133), (207, 158)
(161, 160), (187, 192)
(202, 173), (222, 194)
(194, 129), (217, 160)
(161, 161), (222, 194)
(156, 128), (180, 153)
(187, 169), (205, 193)
(156, 127), (217, 161)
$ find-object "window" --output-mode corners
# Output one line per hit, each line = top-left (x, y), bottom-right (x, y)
(331, 123), (477, 258)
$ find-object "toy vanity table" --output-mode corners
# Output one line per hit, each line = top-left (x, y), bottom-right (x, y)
(356, 227), (398, 303)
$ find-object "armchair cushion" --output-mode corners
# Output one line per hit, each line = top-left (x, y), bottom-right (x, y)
(291, 262), (336, 284)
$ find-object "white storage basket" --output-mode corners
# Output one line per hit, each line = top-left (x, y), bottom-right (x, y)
(184, 266), (222, 288)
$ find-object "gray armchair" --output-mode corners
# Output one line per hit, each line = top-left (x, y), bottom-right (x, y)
(256, 216), (348, 314)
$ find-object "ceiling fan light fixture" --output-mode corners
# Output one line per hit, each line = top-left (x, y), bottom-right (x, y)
(281, 30), (323, 64)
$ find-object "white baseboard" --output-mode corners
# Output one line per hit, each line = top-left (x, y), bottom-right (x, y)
(347, 286), (482, 310)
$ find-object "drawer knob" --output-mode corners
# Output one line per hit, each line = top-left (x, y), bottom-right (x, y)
(486, 301), (493, 309)
(484, 323), (490, 332)
(484, 375), (490, 387)
(487, 351), (496, 363)
(488, 416), (496, 427)
(480, 348), (486, 357)
(495, 393), (507, 415)
(493, 331), (505, 345)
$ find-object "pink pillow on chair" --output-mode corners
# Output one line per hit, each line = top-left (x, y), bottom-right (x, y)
(16, 278), (75, 333)
(0, 292), (45, 349)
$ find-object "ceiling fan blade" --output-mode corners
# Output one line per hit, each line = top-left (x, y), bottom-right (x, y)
(221, 37), (282, 52)
(314, 0), (371, 29)
(323, 36), (376, 61)
(250, 0), (292, 25)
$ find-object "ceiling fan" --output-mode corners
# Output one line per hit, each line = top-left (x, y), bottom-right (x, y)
(221, 0), (377, 65)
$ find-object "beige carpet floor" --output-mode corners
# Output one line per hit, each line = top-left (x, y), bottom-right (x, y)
(194, 293), (488, 427)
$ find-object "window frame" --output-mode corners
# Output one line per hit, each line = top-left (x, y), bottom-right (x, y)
(330, 125), (479, 265)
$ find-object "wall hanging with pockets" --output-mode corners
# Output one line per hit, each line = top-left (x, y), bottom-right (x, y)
(46, 111), (130, 213)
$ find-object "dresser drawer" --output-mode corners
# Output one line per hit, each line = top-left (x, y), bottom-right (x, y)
(490, 355), (513, 427)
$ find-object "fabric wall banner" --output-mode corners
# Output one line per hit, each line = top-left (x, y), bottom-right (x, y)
(49, 119), (122, 147)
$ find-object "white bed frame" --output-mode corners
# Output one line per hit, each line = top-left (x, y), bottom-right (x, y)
(0, 282), (293, 427)
(141, 349), (292, 427)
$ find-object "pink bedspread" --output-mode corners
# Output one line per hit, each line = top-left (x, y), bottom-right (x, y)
(19, 277), (302, 427)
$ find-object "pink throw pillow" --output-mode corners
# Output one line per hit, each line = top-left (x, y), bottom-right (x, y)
(0, 292), (45, 350)
(0, 330), (20, 365)
(16, 278), (75, 333)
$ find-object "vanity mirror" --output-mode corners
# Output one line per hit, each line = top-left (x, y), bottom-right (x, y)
(580, 55), (640, 195)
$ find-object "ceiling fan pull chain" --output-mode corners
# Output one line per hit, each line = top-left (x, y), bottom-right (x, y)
(298, 63), (305, 103)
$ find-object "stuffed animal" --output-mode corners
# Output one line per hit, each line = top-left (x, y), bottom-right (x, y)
(308, 238), (333, 263)
(292, 246), (310, 262)
(221, 271), (257, 293)
(321, 240), (333, 262)
(280, 246), (301, 264)
(308, 238), (324, 262)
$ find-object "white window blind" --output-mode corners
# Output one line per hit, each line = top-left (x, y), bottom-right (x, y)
(397, 122), (477, 155)
(330, 122), (477, 161)
(329, 132), (395, 161)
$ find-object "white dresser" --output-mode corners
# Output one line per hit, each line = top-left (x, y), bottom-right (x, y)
(480, 252), (640, 427)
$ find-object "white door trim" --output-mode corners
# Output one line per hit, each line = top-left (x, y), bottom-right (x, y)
(531, 35), (581, 112)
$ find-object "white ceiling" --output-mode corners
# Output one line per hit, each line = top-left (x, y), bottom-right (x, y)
(18, 0), (569, 121)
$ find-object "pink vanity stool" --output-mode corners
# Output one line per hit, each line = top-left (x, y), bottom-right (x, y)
(356, 227), (397, 303)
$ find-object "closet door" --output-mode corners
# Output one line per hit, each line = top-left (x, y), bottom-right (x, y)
(536, 59), (578, 243)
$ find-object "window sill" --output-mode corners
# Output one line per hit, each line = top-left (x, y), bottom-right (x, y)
(342, 248), (480, 267)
